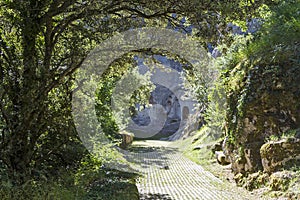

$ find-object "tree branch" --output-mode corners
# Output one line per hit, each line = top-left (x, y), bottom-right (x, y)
(42, 58), (85, 99)
(45, 0), (77, 19)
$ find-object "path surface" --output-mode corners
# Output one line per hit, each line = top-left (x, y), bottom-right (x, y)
(125, 140), (259, 200)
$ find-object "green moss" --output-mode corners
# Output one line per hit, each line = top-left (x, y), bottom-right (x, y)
(243, 172), (269, 191)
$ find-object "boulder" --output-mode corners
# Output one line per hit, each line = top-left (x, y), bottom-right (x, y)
(243, 172), (269, 191)
(269, 171), (294, 191)
(120, 131), (134, 149)
(215, 151), (230, 165)
(260, 138), (300, 173)
(224, 63), (300, 174)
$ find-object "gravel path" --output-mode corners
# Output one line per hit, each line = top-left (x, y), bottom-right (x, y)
(125, 140), (259, 200)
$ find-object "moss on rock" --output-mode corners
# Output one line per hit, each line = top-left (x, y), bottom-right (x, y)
(222, 1), (300, 174)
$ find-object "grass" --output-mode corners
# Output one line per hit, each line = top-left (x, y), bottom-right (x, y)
(173, 126), (222, 171)
(0, 178), (84, 200)
(172, 127), (233, 186)
(0, 169), (140, 200)
(0, 144), (140, 200)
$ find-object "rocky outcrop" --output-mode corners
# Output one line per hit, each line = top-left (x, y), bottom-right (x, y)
(131, 84), (181, 139)
(130, 63), (199, 140)
(260, 138), (300, 173)
(224, 63), (300, 174)
(223, 3), (300, 175)
(128, 51), (204, 140)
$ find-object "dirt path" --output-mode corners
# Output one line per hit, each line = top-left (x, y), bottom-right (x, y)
(125, 140), (263, 200)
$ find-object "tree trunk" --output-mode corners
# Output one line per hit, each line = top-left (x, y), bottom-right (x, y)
(5, 13), (42, 184)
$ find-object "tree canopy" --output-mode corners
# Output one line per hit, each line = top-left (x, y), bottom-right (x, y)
(0, 0), (277, 186)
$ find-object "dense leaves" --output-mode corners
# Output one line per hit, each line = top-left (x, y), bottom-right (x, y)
(0, 0), (276, 194)
(221, 0), (300, 173)
(0, 0), (185, 184)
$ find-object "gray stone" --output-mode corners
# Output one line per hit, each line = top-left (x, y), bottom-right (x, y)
(129, 62), (199, 140)
(120, 131), (134, 149)
(246, 18), (262, 34)
(227, 22), (244, 35)
(228, 141), (264, 174)
(215, 151), (230, 165)
(193, 146), (202, 150)
(260, 138), (300, 173)
(132, 84), (190, 139)
(211, 48), (222, 58)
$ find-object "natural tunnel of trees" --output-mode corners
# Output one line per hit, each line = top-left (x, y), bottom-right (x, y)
(0, 0), (299, 199)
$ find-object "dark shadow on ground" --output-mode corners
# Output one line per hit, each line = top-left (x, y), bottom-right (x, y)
(127, 146), (157, 153)
(139, 193), (174, 200)
(124, 143), (179, 170)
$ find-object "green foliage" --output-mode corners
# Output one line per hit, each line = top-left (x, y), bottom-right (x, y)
(247, 0), (300, 64)
(74, 150), (138, 200)
(219, 0), (300, 173)
(201, 35), (253, 144)
(0, 174), (84, 200)
(0, 165), (138, 200)
(0, 0), (284, 195)
(0, 144), (137, 200)
(0, 0), (184, 183)
(267, 135), (280, 142)
(205, 77), (227, 134)
(185, 0), (275, 45)
(95, 53), (154, 140)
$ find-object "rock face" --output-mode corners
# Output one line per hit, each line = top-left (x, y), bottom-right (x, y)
(228, 141), (265, 174)
(260, 138), (300, 173)
(130, 62), (198, 140)
(222, 4), (300, 175)
(132, 84), (181, 139)
(151, 84), (181, 135)
(224, 63), (300, 174)
(269, 171), (294, 191)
